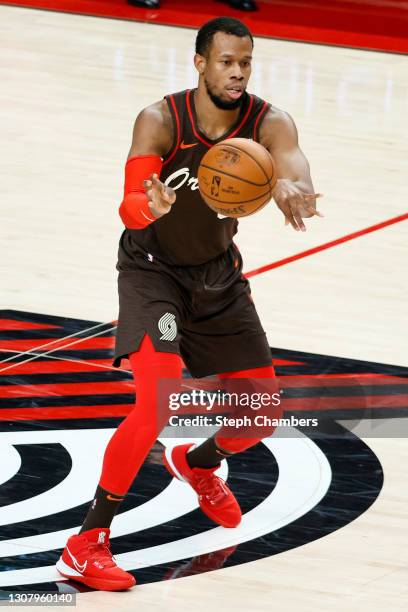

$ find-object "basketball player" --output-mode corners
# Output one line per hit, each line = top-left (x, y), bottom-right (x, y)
(56, 17), (322, 590)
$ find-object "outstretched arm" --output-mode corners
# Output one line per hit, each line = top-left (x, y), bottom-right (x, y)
(258, 107), (323, 232)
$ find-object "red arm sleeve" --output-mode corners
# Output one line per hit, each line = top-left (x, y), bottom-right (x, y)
(119, 155), (163, 229)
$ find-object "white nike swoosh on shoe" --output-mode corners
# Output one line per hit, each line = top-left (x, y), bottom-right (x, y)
(66, 546), (87, 573)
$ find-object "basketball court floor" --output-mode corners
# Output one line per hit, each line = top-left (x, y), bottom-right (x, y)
(1, 5), (407, 610)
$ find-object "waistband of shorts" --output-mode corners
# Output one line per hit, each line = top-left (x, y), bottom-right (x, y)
(145, 241), (238, 271)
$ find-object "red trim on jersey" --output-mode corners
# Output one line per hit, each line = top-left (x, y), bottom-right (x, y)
(162, 94), (181, 167)
(186, 89), (254, 147)
(253, 101), (269, 141)
(228, 94), (254, 139)
(186, 89), (210, 146)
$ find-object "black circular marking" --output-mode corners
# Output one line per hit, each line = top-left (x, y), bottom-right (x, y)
(0, 422), (383, 591)
(0, 444), (71, 508)
(0, 441), (277, 572)
(0, 443), (172, 540)
(133, 422), (384, 586)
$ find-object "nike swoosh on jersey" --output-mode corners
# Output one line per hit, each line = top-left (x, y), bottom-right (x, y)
(180, 141), (198, 149)
(66, 546), (87, 573)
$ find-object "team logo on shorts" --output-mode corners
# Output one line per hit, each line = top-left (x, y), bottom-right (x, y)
(158, 312), (177, 341)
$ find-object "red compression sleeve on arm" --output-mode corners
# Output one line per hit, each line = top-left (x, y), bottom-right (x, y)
(119, 155), (163, 229)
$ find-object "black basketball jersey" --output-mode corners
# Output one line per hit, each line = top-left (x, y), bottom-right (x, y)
(118, 88), (270, 267)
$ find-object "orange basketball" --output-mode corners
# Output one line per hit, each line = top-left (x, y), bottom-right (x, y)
(197, 138), (277, 218)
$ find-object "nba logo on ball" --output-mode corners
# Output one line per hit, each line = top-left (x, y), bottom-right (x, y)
(211, 175), (221, 196)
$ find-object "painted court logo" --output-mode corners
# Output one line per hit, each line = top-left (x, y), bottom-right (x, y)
(158, 312), (177, 341)
(0, 310), (399, 592)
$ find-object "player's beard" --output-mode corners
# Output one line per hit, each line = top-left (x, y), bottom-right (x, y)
(204, 78), (245, 110)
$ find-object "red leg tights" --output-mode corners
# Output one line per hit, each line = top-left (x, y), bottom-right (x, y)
(215, 364), (282, 454)
(98, 334), (182, 495)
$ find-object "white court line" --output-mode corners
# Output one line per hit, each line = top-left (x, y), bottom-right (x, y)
(0, 325), (117, 375)
(0, 432), (331, 586)
(0, 348), (130, 374)
(0, 320), (115, 366)
(0, 348), (192, 379)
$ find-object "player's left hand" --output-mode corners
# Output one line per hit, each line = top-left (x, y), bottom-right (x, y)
(272, 178), (324, 232)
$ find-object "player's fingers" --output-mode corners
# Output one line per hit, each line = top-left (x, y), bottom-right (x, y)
(290, 194), (307, 230)
(163, 186), (176, 204)
(153, 175), (169, 199)
(304, 205), (324, 218)
(162, 190), (171, 203)
(151, 174), (163, 190)
(292, 210), (306, 231)
(280, 201), (299, 231)
(303, 193), (324, 201)
(286, 211), (300, 231)
(143, 179), (152, 188)
(289, 198), (306, 231)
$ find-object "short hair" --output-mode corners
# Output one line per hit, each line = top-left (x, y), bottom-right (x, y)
(195, 17), (254, 57)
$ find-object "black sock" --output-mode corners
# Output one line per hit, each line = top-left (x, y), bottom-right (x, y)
(185, 437), (234, 469)
(79, 484), (125, 534)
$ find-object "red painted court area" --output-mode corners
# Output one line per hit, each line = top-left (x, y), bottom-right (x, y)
(1, 307), (407, 423)
(1, 0), (408, 53)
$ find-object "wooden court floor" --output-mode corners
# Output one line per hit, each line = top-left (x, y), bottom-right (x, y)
(1, 5), (407, 611)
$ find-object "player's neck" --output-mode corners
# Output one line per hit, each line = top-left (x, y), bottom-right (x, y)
(193, 86), (243, 141)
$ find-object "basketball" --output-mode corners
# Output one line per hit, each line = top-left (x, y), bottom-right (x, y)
(197, 138), (277, 218)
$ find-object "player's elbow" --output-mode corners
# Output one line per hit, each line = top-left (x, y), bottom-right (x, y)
(119, 193), (156, 230)
(119, 198), (136, 229)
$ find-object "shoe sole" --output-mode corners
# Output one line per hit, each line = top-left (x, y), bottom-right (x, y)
(162, 448), (241, 529)
(55, 558), (136, 591)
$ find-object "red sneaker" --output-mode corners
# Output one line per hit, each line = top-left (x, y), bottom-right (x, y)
(56, 527), (136, 591)
(163, 443), (242, 528)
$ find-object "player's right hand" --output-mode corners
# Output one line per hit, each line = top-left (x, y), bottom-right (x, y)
(143, 173), (176, 218)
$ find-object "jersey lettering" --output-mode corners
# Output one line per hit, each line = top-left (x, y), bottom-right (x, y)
(164, 167), (199, 191)
(118, 89), (269, 266)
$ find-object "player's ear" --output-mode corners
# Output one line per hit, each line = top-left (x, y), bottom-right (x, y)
(194, 53), (206, 75)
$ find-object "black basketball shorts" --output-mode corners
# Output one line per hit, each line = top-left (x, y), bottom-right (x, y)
(113, 242), (272, 378)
